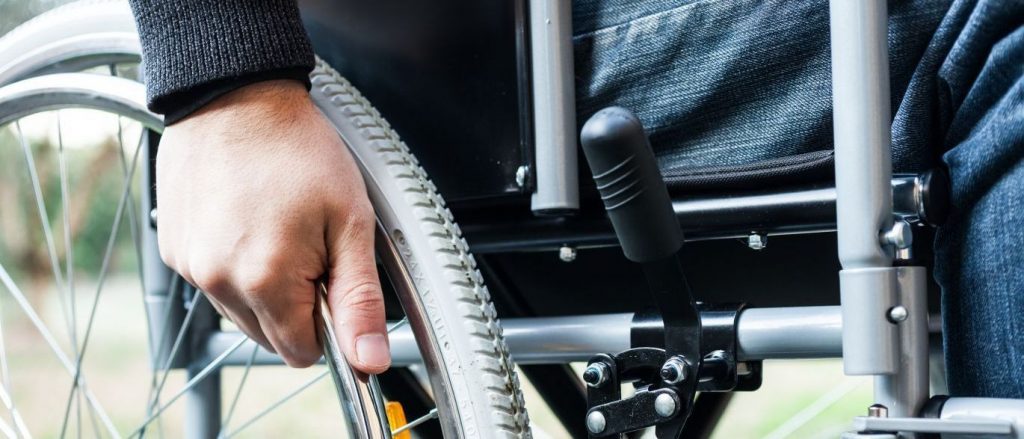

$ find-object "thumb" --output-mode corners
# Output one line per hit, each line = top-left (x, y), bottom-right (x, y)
(326, 213), (390, 375)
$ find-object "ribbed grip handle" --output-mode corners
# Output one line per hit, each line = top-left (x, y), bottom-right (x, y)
(580, 107), (683, 263)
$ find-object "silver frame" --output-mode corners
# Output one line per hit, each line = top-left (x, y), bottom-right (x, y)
(206, 306), (845, 367)
(528, 0), (579, 213)
(829, 0), (930, 421)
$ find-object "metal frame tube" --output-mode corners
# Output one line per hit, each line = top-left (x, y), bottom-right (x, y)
(829, 0), (894, 269)
(185, 297), (222, 439)
(941, 398), (1024, 438)
(463, 175), (933, 254)
(829, 0), (901, 377)
(140, 131), (188, 369)
(829, 0), (930, 423)
(875, 267), (930, 417)
(528, 0), (579, 213)
(206, 306), (844, 367)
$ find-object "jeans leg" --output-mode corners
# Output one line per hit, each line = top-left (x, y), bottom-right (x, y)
(935, 65), (1024, 397)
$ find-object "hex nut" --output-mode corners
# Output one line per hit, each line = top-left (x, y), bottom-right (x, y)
(583, 363), (609, 388)
(559, 245), (577, 262)
(748, 233), (767, 250)
(660, 356), (689, 385)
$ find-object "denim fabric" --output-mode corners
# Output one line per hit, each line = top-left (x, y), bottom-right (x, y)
(571, 0), (1023, 397)
(572, 0), (950, 174)
(929, 1), (1024, 398)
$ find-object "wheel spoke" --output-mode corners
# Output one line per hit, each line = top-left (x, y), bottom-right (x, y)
(0, 296), (31, 439)
(388, 317), (409, 333)
(13, 121), (75, 342)
(113, 116), (147, 297)
(59, 128), (144, 438)
(145, 275), (181, 380)
(137, 279), (188, 439)
(224, 314), (412, 438)
(144, 291), (202, 418)
(220, 344), (259, 435)
(130, 334), (249, 438)
(219, 316), (410, 438)
(55, 110), (85, 439)
(56, 111), (79, 352)
(0, 386), (28, 439)
(0, 262), (120, 438)
(85, 396), (102, 439)
(0, 413), (17, 439)
(391, 408), (438, 436)
(762, 378), (863, 439)
(221, 369), (330, 439)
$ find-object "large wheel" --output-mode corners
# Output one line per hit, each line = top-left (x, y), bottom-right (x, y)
(0, 1), (530, 437)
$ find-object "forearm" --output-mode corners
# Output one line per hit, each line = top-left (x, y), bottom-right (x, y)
(128, 0), (315, 124)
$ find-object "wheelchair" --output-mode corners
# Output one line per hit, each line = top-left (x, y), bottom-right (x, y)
(0, 0), (1019, 437)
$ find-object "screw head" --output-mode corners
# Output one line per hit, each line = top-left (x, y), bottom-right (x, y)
(583, 363), (608, 388)
(586, 410), (606, 434)
(747, 233), (767, 250)
(149, 208), (158, 227)
(882, 220), (913, 249)
(654, 393), (678, 418)
(660, 356), (688, 385)
(868, 404), (889, 418)
(515, 165), (530, 189)
(888, 305), (908, 323)
(559, 245), (577, 262)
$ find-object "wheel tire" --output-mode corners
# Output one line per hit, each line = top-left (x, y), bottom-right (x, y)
(0, 1), (531, 437)
(309, 61), (531, 438)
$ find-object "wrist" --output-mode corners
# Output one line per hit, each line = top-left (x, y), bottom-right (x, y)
(176, 79), (312, 129)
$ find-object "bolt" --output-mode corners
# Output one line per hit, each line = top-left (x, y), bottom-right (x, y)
(149, 208), (158, 227)
(887, 305), (908, 323)
(660, 356), (688, 385)
(881, 220), (913, 249)
(582, 363), (609, 388)
(654, 393), (678, 418)
(559, 245), (577, 262)
(515, 165), (530, 189)
(868, 404), (889, 418)
(747, 233), (767, 250)
(586, 410), (606, 434)
(736, 362), (752, 376)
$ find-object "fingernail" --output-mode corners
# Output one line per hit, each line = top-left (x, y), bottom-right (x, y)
(355, 334), (390, 369)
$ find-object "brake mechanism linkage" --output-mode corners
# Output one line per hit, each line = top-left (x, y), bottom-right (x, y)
(580, 107), (761, 438)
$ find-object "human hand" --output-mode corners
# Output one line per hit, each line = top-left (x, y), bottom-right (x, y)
(155, 80), (389, 373)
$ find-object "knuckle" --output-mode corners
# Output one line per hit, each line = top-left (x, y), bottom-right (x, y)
(345, 201), (375, 232)
(336, 281), (385, 315)
(156, 234), (176, 269)
(235, 272), (275, 296)
(234, 265), (280, 296)
(234, 252), (288, 295)
(280, 348), (320, 368)
(189, 263), (233, 296)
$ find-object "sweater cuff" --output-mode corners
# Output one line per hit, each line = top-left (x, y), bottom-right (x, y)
(129, 0), (315, 120)
(159, 67), (311, 125)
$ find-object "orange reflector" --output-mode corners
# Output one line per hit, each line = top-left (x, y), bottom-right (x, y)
(385, 401), (411, 439)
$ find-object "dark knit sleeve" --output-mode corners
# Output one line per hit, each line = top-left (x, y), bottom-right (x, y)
(127, 0), (315, 124)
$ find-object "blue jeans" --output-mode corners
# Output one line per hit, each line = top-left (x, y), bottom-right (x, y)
(572, 0), (1023, 397)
